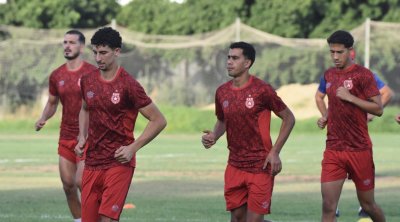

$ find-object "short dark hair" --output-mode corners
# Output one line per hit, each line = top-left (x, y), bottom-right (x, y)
(91, 27), (122, 49)
(327, 30), (354, 48)
(229, 41), (256, 67)
(65, 30), (85, 44)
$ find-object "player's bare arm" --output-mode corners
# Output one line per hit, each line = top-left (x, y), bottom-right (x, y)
(263, 107), (295, 175)
(202, 120), (226, 149)
(115, 103), (166, 164)
(336, 86), (383, 116)
(315, 90), (328, 118)
(368, 85), (394, 121)
(35, 94), (59, 131)
(74, 100), (89, 157)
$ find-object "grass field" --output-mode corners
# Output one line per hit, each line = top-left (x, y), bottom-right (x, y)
(0, 132), (399, 222)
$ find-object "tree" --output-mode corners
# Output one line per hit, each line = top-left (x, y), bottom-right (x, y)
(1, 0), (120, 28)
(117, 0), (246, 35)
(245, 0), (324, 38)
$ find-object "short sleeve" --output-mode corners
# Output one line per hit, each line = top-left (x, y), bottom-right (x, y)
(362, 71), (380, 99)
(128, 77), (152, 109)
(372, 72), (385, 90)
(318, 75), (326, 94)
(48, 72), (58, 96)
(263, 84), (287, 114)
(215, 90), (224, 121)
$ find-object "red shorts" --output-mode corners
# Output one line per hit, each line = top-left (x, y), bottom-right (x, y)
(81, 165), (134, 221)
(224, 164), (274, 215)
(321, 149), (375, 191)
(58, 139), (87, 163)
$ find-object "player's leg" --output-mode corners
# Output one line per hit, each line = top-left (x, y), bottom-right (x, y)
(246, 209), (265, 222)
(246, 170), (274, 222)
(356, 189), (385, 222)
(75, 160), (84, 191)
(59, 156), (80, 219)
(321, 179), (345, 222)
(98, 166), (134, 221)
(225, 165), (248, 222)
(231, 204), (247, 222)
(320, 149), (348, 222)
(81, 168), (101, 222)
(349, 150), (385, 222)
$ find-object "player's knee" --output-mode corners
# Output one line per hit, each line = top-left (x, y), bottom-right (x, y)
(322, 201), (336, 213)
(62, 181), (77, 194)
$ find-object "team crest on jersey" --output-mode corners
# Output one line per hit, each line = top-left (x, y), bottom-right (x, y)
(87, 91), (94, 99)
(111, 92), (120, 104)
(58, 80), (65, 86)
(223, 100), (229, 108)
(245, 95), (254, 109)
(343, 79), (353, 90)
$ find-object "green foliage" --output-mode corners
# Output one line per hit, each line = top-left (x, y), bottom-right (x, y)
(246, 0), (325, 38)
(117, 0), (244, 35)
(1, 0), (120, 28)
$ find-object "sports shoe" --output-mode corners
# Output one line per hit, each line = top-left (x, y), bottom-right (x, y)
(358, 207), (370, 218)
(335, 207), (340, 217)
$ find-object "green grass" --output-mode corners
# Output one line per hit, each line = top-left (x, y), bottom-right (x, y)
(1, 105), (399, 134)
(0, 132), (399, 222)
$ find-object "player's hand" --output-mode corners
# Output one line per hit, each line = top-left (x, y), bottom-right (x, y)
(202, 130), (216, 149)
(115, 145), (136, 164)
(367, 113), (375, 122)
(317, 116), (327, 129)
(74, 137), (86, 157)
(35, 118), (46, 131)
(336, 86), (352, 102)
(395, 114), (400, 124)
(263, 151), (282, 176)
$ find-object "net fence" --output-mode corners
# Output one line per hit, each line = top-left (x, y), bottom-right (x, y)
(0, 19), (399, 116)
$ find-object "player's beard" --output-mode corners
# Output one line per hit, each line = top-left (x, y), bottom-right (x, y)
(64, 51), (80, 60)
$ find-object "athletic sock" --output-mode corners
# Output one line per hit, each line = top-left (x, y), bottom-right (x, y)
(74, 219), (81, 222)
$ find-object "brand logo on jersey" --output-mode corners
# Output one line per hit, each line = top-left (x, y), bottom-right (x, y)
(77, 78), (81, 87)
(245, 95), (254, 109)
(223, 100), (229, 108)
(111, 92), (120, 104)
(363, 179), (371, 186)
(111, 204), (119, 212)
(58, 80), (65, 86)
(343, 79), (353, 90)
(261, 201), (269, 209)
(87, 91), (94, 99)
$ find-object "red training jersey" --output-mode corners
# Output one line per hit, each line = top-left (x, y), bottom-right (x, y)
(215, 75), (287, 173)
(49, 61), (97, 140)
(324, 64), (380, 151)
(80, 67), (152, 169)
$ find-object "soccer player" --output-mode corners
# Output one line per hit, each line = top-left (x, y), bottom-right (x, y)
(315, 49), (394, 219)
(317, 30), (386, 222)
(201, 41), (295, 222)
(35, 30), (97, 222)
(75, 27), (167, 222)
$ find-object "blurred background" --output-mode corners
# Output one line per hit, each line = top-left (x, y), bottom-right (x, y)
(0, 0), (399, 121)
